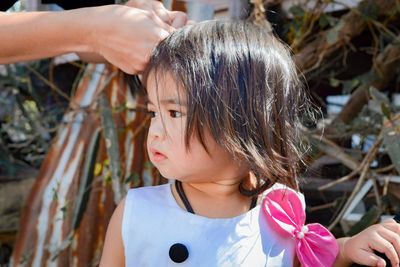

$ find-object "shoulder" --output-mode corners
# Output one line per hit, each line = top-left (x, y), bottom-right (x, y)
(125, 183), (171, 206)
(107, 196), (126, 237)
(123, 183), (171, 216)
(122, 183), (174, 232)
(99, 197), (125, 267)
(126, 183), (170, 195)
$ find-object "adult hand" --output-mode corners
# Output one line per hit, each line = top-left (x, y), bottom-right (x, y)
(83, 1), (187, 74)
(126, 0), (187, 28)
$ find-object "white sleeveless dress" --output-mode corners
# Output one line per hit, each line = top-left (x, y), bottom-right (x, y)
(122, 183), (304, 267)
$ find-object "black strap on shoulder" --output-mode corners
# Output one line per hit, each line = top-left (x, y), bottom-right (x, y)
(250, 196), (258, 210)
(176, 180), (258, 214)
(175, 180), (195, 214)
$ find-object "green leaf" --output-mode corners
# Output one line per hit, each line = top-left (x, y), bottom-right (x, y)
(104, 171), (112, 184)
(144, 161), (154, 169)
(104, 158), (110, 167)
(359, 1), (379, 21)
(326, 28), (339, 45)
(368, 87), (390, 114)
(342, 79), (360, 94)
(71, 128), (101, 231)
(381, 103), (392, 120)
(319, 14), (337, 28)
(60, 205), (68, 220)
(329, 77), (340, 87)
(52, 186), (58, 201)
(358, 72), (377, 86)
(99, 94), (125, 201)
(347, 206), (381, 236)
(383, 121), (400, 175)
(94, 163), (102, 176)
(125, 172), (140, 187)
(289, 5), (305, 17)
(326, 20), (345, 45)
(319, 13), (329, 28)
(369, 87), (389, 103)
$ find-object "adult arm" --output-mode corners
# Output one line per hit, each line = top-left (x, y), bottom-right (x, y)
(0, 10), (92, 64)
(0, 1), (187, 74)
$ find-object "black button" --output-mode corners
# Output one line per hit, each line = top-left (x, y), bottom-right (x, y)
(169, 243), (189, 263)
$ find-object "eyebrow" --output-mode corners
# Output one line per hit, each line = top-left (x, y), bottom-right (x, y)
(147, 97), (186, 106)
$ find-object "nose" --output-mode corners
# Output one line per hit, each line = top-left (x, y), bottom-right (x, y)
(148, 116), (165, 140)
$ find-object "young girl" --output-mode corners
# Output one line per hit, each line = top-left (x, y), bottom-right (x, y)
(100, 20), (400, 267)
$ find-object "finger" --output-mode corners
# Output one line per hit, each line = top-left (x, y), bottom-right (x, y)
(352, 249), (387, 267)
(382, 220), (400, 234)
(124, 0), (137, 8)
(125, 0), (154, 9)
(119, 57), (145, 74)
(109, 47), (148, 74)
(126, 0), (171, 26)
(125, 1), (171, 31)
(109, 59), (137, 75)
(147, 11), (174, 33)
(378, 228), (400, 259)
(125, 0), (149, 9)
(156, 28), (170, 41)
(186, 20), (196, 25)
(371, 236), (400, 267)
(169, 11), (188, 28)
(151, 1), (171, 25)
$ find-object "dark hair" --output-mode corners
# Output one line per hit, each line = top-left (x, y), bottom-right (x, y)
(135, 20), (314, 195)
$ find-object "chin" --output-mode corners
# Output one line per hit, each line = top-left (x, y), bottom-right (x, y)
(156, 168), (177, 180)
(158, 171), (193, 183)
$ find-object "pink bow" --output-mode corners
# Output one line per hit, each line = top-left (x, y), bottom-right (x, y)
(262, 188), (339, 267)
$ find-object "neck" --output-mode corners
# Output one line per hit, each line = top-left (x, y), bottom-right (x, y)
(187, 179), (242, 198)
(172, 174), (258, 218)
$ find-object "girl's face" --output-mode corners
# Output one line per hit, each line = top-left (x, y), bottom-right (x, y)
(146, 72), (248, 183)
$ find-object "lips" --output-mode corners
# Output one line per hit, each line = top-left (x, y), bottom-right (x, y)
(149, 147), (167, 163)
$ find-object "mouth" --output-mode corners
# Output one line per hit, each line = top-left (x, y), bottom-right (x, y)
(149, 147), (167, 163)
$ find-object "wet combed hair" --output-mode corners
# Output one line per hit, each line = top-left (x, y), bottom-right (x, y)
(136, 20), (314, 195)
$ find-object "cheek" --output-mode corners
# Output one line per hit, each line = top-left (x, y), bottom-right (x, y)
(166, 120), (186, 143)
(198, 137), (233, 164)
(182, 138), (211, 161)
(146, 135), (151, 152)
(170, 139), (188, 158)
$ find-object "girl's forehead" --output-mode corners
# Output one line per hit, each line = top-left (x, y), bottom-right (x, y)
(146, 71), (185, 100)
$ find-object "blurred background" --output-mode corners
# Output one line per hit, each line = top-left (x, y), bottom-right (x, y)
(1, 0), (400, 266)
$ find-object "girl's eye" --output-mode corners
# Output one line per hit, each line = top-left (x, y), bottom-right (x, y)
(147, 111), (157, 118)
(169, 110), (183, 118)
